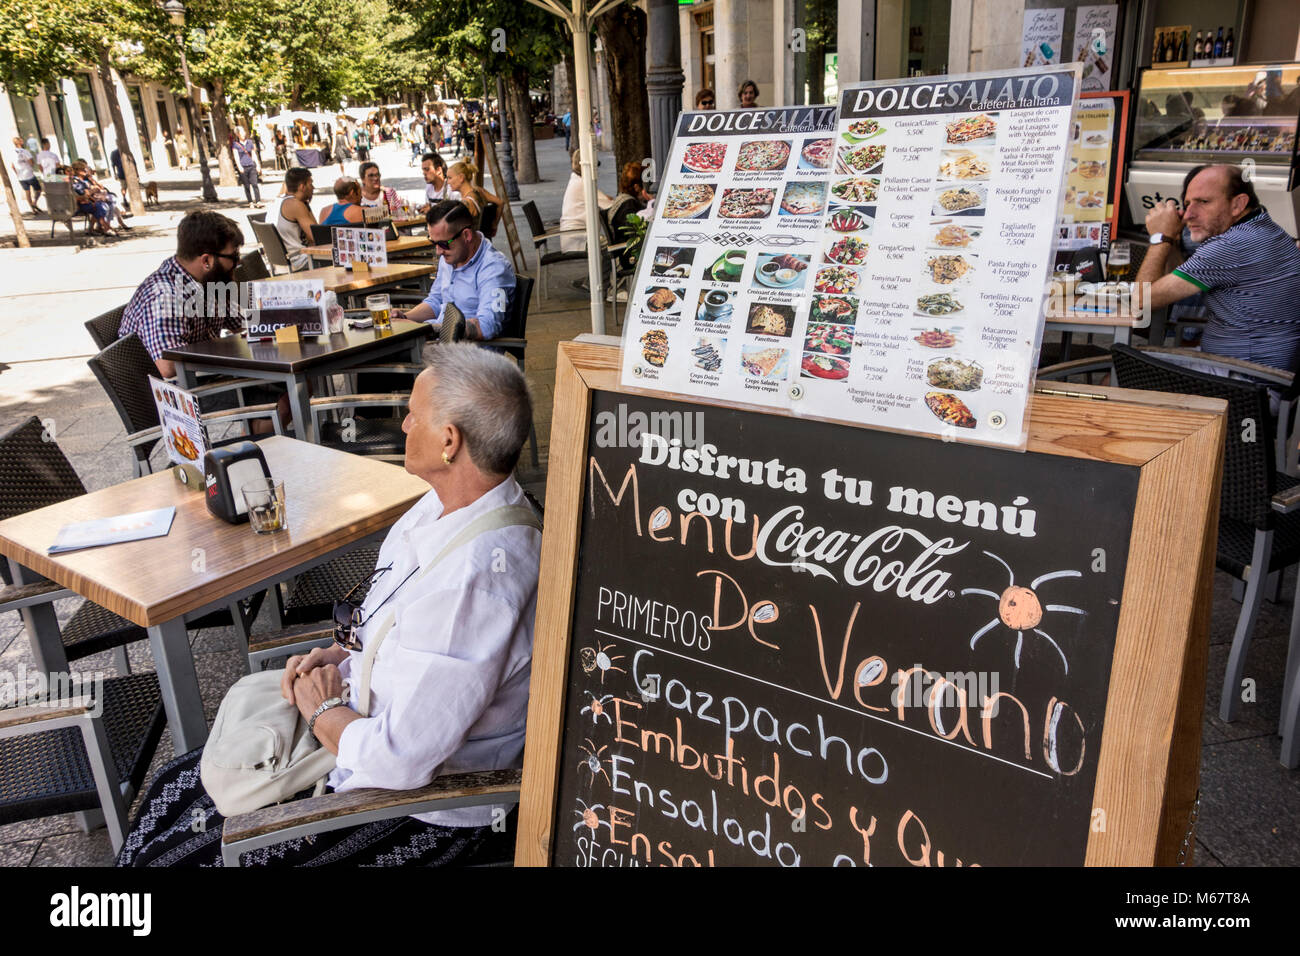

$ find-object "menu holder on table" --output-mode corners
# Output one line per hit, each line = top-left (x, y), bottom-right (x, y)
(48, 507), (176, 555)
(247, 279), (326, 338)
(149, 375), (208, 486)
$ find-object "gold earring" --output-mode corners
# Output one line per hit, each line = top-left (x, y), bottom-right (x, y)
(442, 452), (454, 465)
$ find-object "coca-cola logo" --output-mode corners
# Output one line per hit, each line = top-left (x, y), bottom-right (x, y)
(755, 505), (967, 603)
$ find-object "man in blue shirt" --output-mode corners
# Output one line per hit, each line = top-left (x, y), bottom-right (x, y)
(399, 200), (514, 340)
(1135, 163), (1300, 371)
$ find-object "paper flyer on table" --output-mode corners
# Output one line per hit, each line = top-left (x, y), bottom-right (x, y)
(48, 507), (176, 554)
(149, 375), (208, 469)
(620, 67), (1079, 450)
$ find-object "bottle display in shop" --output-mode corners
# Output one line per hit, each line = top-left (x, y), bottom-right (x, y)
(1224, 28), (1234, 58)
(1213, 27), (1224, 58)
(1194, 31), (1203, 58)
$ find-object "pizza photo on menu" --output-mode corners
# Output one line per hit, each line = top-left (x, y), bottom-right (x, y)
(663, 183), (716, 219)
(799, 137), (834, 170)
(718, 187), (775, 219)
(945, 112), (998, 145)
(681, 141), (727, 174)
(735, 140), (791, 172)
(779, 181), (827, 217)
(830, 177), (880, 205)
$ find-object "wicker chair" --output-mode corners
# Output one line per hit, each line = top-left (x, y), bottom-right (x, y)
(87, 334), (281, 477)
(84, 304), (127, 351)
(521, 200), (586, 299)
(0, 671), (165, 854)
(487, 275), (538, 468)
(1109, 344), (1300, 766)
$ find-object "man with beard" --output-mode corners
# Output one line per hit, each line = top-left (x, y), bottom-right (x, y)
(120, 211), (288, 429)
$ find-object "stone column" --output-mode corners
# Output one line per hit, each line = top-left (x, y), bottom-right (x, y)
(647, 0), (684, 182)
(838, 0), (877, 86)
(715, 0), (749, 110)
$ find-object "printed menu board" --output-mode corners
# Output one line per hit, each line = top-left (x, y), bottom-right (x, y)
(149, 375), (207, 469)
(331, 225), (389, 268)
(622, 104), (838, 400)
(1056, 91), (1127, 260)
(621, 67), (1079, 451)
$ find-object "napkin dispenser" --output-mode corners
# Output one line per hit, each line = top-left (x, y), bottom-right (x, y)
(203, 443), (270, 523)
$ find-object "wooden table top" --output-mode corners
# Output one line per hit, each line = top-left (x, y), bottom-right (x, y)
(0, 437), (429, 627)
(261, 262), (435, 294)
(303, 235), (434, 259)
(1046, 304), (1144, 328)
(162, 320), (430, 373)
(391, 216), (425, 230)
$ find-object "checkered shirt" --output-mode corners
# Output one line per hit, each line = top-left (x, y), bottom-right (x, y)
(119, 256), (244, 362)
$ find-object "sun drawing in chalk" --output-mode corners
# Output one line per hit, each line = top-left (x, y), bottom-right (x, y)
(581, 693), (614, 724)
(580, 641), (626, 684)
(574, 798), (612, 833)
(578, 738), (612, 786)
(961, 550), (1086, 673)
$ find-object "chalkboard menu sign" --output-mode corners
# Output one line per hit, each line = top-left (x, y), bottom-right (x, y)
(518, 343), (1225, 867)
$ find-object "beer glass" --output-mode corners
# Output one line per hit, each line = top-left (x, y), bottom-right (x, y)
(1107, 241), (1132, 282)
(243, 478), (287, 534)
(366, 293), (392, 331)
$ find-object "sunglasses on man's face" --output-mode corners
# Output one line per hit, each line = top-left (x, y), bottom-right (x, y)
(432, 229), (466, 251)
(700, 99), (715, 107)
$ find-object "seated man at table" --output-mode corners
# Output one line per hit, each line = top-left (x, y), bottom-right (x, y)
(397, 200), (514, 340)
(318, 176), (365, 227)
(264, 167), (316, 271)
(1133, 163), (1300, 372)
(120, 210), (290, 430)
(117, 344), (539, 867)
(121, 211), (246, 378)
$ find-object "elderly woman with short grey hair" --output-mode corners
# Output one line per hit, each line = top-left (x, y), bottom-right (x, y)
(119, 345), (541, 867)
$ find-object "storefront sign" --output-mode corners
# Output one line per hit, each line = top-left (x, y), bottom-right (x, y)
(1020, 8), (1064, 68)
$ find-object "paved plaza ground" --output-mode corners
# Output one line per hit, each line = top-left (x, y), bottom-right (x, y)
(0, 136), (1296, 867)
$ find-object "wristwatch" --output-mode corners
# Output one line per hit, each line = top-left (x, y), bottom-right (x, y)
(308, 696), (349, 738)
(1149, 232), (1173, 246)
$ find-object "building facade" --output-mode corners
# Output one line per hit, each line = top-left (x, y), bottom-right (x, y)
(3, 67), (202, 180)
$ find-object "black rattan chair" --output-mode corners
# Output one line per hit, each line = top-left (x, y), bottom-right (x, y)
(487, 275), (537, 468)
(0, 670), (166, 854)
(521, 200), (586, 299)
(87, 334), (281, 477)
(1110, 344), (1300, 759)
(233, 250), (270, 283)
(84, 304), (127, 351)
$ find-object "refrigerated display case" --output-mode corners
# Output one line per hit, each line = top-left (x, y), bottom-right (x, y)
(1123, 64), (1300, 236)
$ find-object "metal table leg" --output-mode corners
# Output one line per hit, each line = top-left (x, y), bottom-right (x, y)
(284, 373), (314, 443)
(147, 616), (208, 754)
(9, 559), (70, 675)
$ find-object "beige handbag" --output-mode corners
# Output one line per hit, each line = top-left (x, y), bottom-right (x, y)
(200, 503), (541, 816)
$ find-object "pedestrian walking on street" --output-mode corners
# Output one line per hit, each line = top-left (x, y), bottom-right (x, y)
(11, 136), (41, 213)
(231, 126), (263, 207)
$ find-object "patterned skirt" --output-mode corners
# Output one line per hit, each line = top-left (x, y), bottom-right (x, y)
(117, 748), (514, 867)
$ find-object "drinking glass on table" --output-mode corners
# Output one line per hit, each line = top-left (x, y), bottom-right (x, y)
(366, 293), (392, 331)
(242, 478), (287, 534)
(1106, 241), (1132, 282)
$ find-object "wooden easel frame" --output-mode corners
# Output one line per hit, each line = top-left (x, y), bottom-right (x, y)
(476, 127), (528, 277)
(516, 342), (1225, 867)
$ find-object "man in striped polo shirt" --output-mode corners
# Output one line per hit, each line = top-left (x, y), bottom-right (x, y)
(1135, 164), (1300, 371)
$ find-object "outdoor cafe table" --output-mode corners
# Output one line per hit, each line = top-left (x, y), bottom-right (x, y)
(304, 235), (434, 265)
(263, 261), (435, 298)
(163, 319), (431, 444)
(0, 436), (430, 753)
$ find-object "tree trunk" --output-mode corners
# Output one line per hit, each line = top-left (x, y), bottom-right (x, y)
(206, 79), (238, 187)
(0, 160), (31, 248)
(594, 4), (652, 176)
(507, 69), (539, 184)
(562, 45), (578, 150)
(96, 49), (144, 213)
